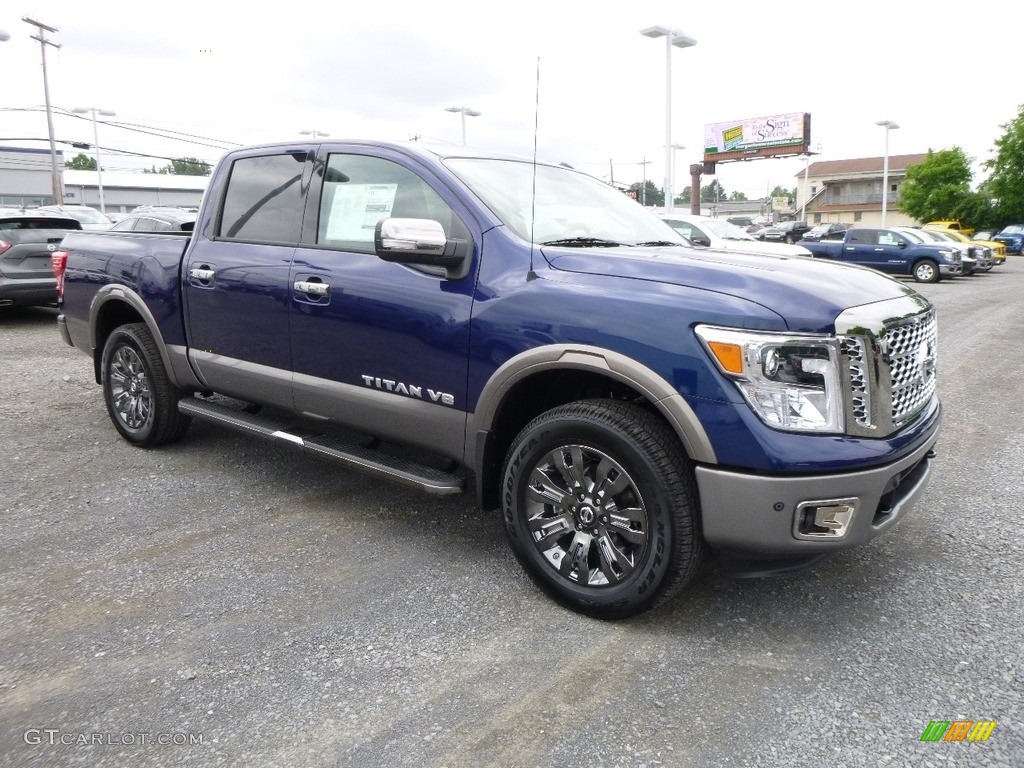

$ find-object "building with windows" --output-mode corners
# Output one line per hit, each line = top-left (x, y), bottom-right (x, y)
(795, 153), (927, 228)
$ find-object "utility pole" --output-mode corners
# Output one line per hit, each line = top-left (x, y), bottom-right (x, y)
(639, 156), (651, 206)
(23, 17), (62, 205)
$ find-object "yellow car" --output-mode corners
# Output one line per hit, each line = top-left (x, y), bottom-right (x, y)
(925, 220), (975, 236)
(930, 228), (1006, 264)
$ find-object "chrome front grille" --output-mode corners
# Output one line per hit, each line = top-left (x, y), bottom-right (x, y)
(886, 311), (937, 426)
(835, 295), (938, 437)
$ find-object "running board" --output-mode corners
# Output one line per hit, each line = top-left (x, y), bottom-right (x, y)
(177, 396), (464, 496)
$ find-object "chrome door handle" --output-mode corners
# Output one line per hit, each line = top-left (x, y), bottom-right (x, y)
(294, 280), (330, 296)
(189, 268), (215, 280)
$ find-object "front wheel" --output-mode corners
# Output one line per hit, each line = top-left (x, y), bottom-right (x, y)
(101, 323), (191, 447)
(501, 400), (703, 618)
(912, 260), (940, 283)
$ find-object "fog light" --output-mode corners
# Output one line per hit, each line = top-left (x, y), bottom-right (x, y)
(794, 498), (859, 540)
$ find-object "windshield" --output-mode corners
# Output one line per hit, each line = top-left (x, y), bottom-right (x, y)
(61, 207), (110, 225)
(897, 229), (926, 243)
(1001, 225), (1024, 234)
(701, 218), (756, 240)
(444, 158), (685, 246)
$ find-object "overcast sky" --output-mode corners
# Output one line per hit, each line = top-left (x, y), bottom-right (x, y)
(1, 0), (1017, 201)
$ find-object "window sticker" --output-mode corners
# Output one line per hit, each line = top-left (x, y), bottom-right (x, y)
(325, 183), (397, 241)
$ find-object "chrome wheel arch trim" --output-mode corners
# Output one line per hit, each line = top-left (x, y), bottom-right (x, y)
(470, 344), (717, 465)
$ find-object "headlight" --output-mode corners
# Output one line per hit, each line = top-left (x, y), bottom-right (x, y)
(695, 326), (844, 433)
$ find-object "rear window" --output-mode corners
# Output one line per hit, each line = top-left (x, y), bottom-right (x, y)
(0, 216), (82, 231)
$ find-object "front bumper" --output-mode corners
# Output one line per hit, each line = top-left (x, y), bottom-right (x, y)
(940, 262), (963, 277)
(695, 409), (940, 568)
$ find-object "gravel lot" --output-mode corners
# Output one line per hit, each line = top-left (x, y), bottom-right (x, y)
(2, 262), (1022, 767)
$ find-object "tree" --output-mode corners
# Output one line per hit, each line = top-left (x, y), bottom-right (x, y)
(701, 180), (727, 204)
(984, 104), (1024, 224)
(65, 153), (97, 171)
(628, 180), (663, 207)
(675, 186), (692, 205)
(143, 157), (212, 176)
(897, 147), (990, 226)
(769, 185), (796, 205)
(168, 157), (212, 176)
(729, 191), (748, 202)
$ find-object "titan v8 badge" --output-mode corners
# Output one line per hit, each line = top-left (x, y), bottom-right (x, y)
(360, 375), (454, 406)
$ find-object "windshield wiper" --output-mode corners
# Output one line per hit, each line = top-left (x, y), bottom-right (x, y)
(633, 240), (684, 247)
(540, 237), (622, 247)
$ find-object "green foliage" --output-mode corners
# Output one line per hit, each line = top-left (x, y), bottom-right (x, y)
(769, 185), (794, 204)
(676, 186), (692, 205)
(628, 180), (663, 207)
(65, 153), (97, 171)
(701, 180), (727, 203)
(984, 104), (1024, 224)
(143, 157), (212, 176)
(729, 191), (748, 201)
(897, 147), (991, 226)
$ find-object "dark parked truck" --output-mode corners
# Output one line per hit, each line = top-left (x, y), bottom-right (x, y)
(800, 226), (962, 283)
(54, 141), (942, 618)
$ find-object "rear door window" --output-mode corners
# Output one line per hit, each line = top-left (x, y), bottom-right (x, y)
(218, 153), (308, 243)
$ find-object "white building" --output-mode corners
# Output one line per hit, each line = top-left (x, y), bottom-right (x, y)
(795, 153), (927, 228)
(0, 146), (207, 211)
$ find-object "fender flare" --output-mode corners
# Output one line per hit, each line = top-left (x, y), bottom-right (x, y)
(88, 285), (203, 390)
(470, 344), (717, 465)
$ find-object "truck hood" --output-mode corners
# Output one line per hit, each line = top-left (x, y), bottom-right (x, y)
(541, 244), (917, 332)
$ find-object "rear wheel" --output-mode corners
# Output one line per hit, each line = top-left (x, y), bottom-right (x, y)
(912, 260), (940, 283)
(501, 399), (703, 618)
(101, 323), (191, 447)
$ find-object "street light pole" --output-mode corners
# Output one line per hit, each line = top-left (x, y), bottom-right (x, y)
(444, 106), (481, 146)
(23, 17), (62, 205)
(876, 120), (899, 228)
(73, 107), (115, 214)
(671, 144), (686, 210)
(641, 26), (697, 213)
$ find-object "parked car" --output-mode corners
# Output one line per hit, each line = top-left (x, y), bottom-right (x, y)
(801, 222), (851, 242)
(928, 228), (1005, 266)
(658, 214), (812, 257)
(992, 224), (1024, 254)
(758, 219), (811, 244)
(924, 220), (975, 237)
(894, 227), (977, 276)
(0, 209), (82, 308)
(38, 205), (112, 231)
(905, 227), (986, 273)
(921, 229), (993, 271)
(801, 226), (963, 282)
(110, 209), (196, 233)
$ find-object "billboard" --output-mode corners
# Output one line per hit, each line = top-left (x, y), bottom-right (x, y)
(704, 112), (810, 163)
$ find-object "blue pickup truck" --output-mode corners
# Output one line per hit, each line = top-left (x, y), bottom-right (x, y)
(799, 226), (962, 282)
(53, 140), (942, 617)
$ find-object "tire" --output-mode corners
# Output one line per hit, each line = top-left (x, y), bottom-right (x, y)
(501, 399), (704, 619)
(912, 260), (940, 283)
(101, 323), (191, 447)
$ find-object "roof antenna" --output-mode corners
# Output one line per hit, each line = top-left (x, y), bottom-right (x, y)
(527, 56), (540, 281)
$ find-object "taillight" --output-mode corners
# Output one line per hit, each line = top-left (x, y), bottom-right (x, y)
(51, 250), (68, 303)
